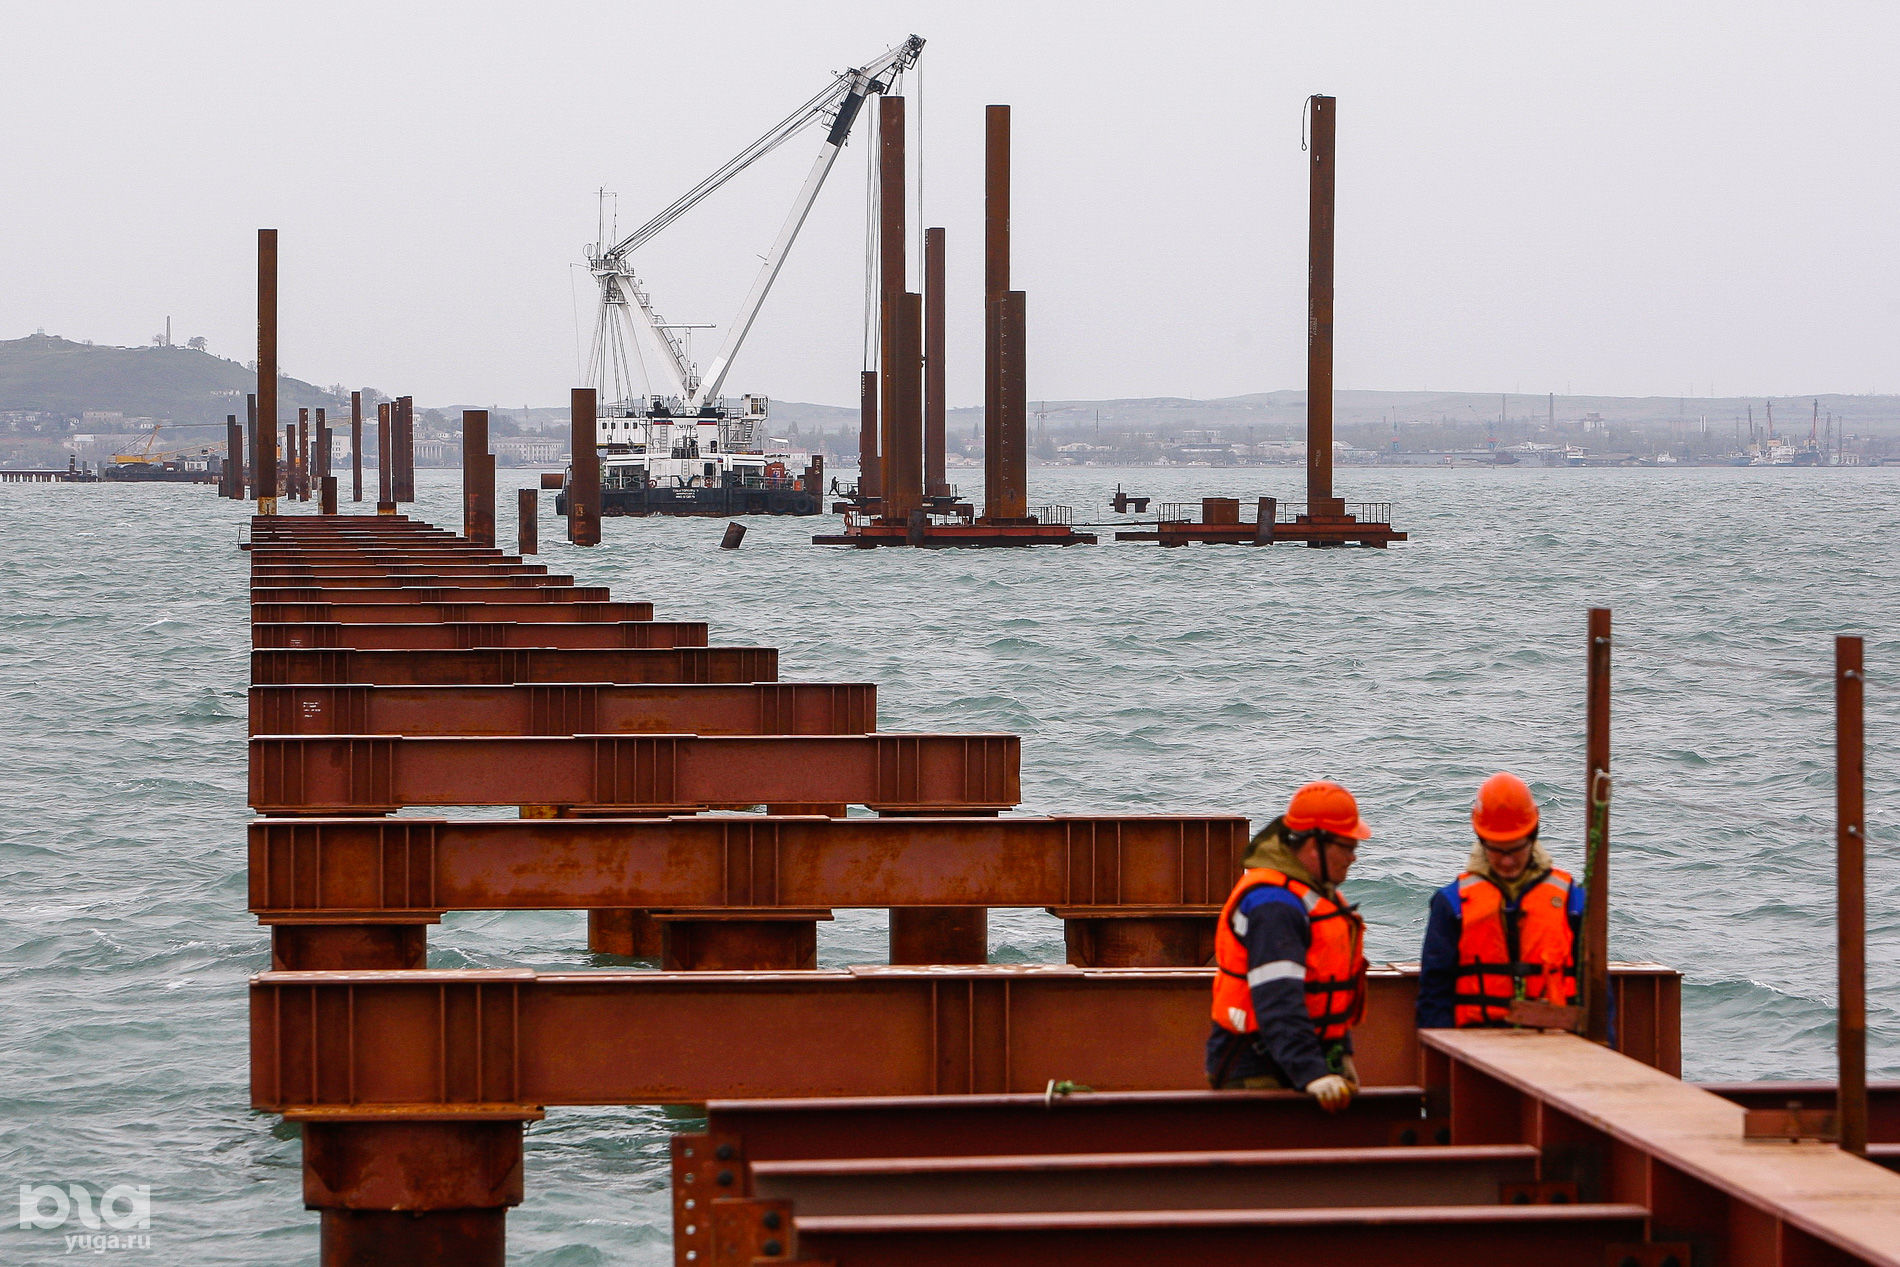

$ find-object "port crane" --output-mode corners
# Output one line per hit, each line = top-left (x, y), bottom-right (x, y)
(583, 34), (923, 414)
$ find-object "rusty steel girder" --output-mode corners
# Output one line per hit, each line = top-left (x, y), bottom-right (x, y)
(249, 965), (1683, 1112)
(247, 733), (1020, 814)
(246, 815), (1243, 917)
(249, 646), (780, 687)
(251, 585), (607, 604)
(251, 620), (708, 651)
(252, 600), (654, 626)
(248, 683), (875, 737)
(253, 564), (553, 582)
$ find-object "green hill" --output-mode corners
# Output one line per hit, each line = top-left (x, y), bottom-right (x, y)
(0, 333), (344, 424)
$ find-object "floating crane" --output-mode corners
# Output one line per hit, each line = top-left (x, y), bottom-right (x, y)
(569, 34), (924, 517)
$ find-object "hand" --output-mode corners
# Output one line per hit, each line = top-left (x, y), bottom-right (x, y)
(1305, 1074), (1354, 1113)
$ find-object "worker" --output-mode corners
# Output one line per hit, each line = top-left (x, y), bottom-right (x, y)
(1207, 780), (1370, 1112)
(1416, 772), (1585, 1028)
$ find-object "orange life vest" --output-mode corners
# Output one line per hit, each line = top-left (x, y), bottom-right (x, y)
(1452, 867), (1578, 1027)
(1211, 868), (1366, 1042)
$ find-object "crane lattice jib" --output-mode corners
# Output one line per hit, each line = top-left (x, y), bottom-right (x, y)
(602, 34), (922, 262)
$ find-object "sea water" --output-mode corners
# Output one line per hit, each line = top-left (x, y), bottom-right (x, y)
(1, 464), (1895, 1263)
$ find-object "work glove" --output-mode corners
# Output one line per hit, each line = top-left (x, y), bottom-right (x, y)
(1305, 1074), (1354, 1113)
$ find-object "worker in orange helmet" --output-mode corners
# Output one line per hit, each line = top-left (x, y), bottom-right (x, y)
(1416, 772), (1587, 1029)
(1207, 781), (1370, 1112)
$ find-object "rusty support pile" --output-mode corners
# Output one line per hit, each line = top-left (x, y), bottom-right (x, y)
(816, 101), (1090, 548)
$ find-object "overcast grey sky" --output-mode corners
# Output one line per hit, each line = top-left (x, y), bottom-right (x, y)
(4, 2), (1897, 408)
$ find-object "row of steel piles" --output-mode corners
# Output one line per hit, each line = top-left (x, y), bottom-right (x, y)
(240, 509), (1706, 1265)
(821, 102), (1087, 546)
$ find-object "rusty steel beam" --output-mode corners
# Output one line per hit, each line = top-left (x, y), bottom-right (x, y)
(247, 733), (1019, 814)
(519, 489), (537, 556)
(745, 1144), (1541, 1216)
(224, 415), (243, 498)
(350, 390), (363, 502)
(1839, 634), (1868, 1157)
(297, 408), (309, 501)
(876, 96), (921, 522)
(253, 565), (553, 582)
(925, 227), (948, 497)
(1424, 1028), (1900, 1267)
(1583, 606), (1612, 1044)
(1306, 94), (1339, 514)
(247, 814), (1241, 917)
(250, 600), (652, 626)
(250, 646), (778, 687)
(569, 387), (600, 546)
(251, 619), (707, 652)
(780, 1204), (1649, 1267)
(246, 392), (259, 498)
(251, 967), (1209, 1110)
(395, 396), (415, 502)
(249, 966), (1681, 1114)
(697, 1087), (1438, 1168)
(251, 586), (604, 605)
(256, 229), (279, 513)
(248, 682), (874, 737)
(858, 370), (880, 501)
(1702, 1082), (1900, 1144)
(463, 409), (495, 547)
(992, 289), (1028, 521)
(376, 401), (393, 509)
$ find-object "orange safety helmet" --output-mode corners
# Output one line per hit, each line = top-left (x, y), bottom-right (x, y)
(1285, 780), (1372, 841)
(1472, 772), (1540, 843)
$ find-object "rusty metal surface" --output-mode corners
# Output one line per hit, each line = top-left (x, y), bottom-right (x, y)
(251, 585), (604, 604)
(250, 967), (1214, 1108)
(924, 227), (948, 497)
(1306, 96), (1335, 509)
(249, 645), (778, 687)
(1423, 1028), (1900, 1266)
(248, 682), (873, 738)
(569, 388), (600, 545)
(246, 814), (1239, 916)
(518, 489), (537, 555)
(857, 370), (880, 500)
(1703, 1083), (1900, 1140)
(246, 732), (1020, 813)
(748, 1143), (1540, 1215)
(1584, 607), (1612, 1043)
(250, 619), (707, 651)
(251, 600), (653, 626)
(350, 391), (363, 502)
(256, 229), (278, 508)
(1839, 634), (1868, 1157)
(787, 1204), (1651, 1267)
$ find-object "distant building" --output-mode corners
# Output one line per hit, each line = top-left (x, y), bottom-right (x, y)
(495, 436), (564, 465)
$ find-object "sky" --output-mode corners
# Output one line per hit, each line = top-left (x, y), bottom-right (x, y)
(3, 2), (1897, 409)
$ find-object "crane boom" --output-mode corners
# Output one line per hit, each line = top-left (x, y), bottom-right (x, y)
(586, 35), (923, 412)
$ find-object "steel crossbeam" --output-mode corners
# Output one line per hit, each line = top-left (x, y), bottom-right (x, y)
(247, 733), (1020, 813)
(248, 683), (875, 737)
(251, 620), (708, 650)
(253, 564), (553, 581)
(252, 585), (607, 603)
(252, 600), (653, 625)
(249, 966), (1684, 1112)
(250, 646), (779, 686)
(246, 814), (1243, 915)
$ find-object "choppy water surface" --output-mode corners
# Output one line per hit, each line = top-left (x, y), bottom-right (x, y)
(1, 464), (1896, 1263)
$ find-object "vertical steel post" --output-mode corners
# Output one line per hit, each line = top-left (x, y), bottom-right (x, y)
(316, 407), (331, 485)
(1838, 634), (1867, 1156)
(319, 476), (337, 515)
(256, 230), (279, 515)
(246, 393), (258, 499)
(350, 391), (363, 502)
(983, 105), (1010, 521)
(568, 388), (600, 546)
(1306, 95), (1341, 517)
(296, 408), (309, 501)
(225, 415), (242, 498)
(924, 226), (948, 498)
(1583, 606), (1612, 1044)
(396, 396), (415, 503)
(463, 410), (489, 542)
(877, 95), (921, 523)
(376, 402), (394, 513)
(518, 488), (538, 555)
(992, 289), (1028, 520)
(858, 370), (880, 501)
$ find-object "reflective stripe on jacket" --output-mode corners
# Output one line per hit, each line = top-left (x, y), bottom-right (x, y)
(1211, 867), (1366, 1041)
(1447, 867), (1578, 1026)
